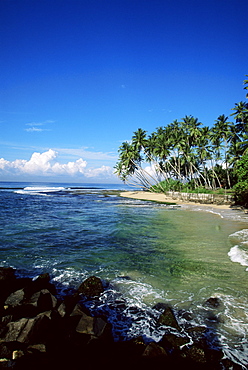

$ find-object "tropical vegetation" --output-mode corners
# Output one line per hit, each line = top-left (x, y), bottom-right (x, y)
(115, 75), (248, 206)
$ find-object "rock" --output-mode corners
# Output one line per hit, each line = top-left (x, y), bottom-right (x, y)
(23, 273), (56, 299)
(77, 276), (104, 298)
(93, 317), (111, 338)
(157, 306), (181, 331)
(0, 344), (12, 360)
(205, 297), (221, 308)
(57, 302), (67, 318)
(12, 350), (24, 360)
(2, 315), (50, 344)
(0, 267), (16, 303)
(76, 313), (94, 335)
(142, 342), (168, 358)
(27, 344), (46, 354)
(153, 302), (171, 311)
(70, 303), (86, 317)
(182, 344), (207, 364)
(159, 333), (189, 353)
(186, 326), (207, 346)
(28, 289), (57, 312)
(114, 337), (146, 361)
(4, 289), (25, 308)
(0, 267), (16, 284)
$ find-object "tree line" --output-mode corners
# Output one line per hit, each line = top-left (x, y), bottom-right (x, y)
(115, 75), (248, 205)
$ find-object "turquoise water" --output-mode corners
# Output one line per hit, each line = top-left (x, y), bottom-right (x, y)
(1, 182), (248, 366)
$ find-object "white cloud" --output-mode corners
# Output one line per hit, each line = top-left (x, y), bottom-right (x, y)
(25, 127), (49, 132)
(0, 149), (115, 179)
(24, 120), (54, 132)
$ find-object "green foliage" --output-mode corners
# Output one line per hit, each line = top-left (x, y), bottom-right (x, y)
(233, 153), (248, 207)
(151, 179), (185, 193)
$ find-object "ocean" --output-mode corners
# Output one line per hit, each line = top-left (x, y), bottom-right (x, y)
(1, 181), (248, 367)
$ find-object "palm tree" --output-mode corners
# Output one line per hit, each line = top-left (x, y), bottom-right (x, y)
(132, 128), (147, 152)
(231, 102), (248, 134)
(212, 115), (232, 188)
(244, 75), (248, 99)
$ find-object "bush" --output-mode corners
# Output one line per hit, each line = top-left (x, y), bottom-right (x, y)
(233, 181), (248, 207)
(234, 154), (248, 207)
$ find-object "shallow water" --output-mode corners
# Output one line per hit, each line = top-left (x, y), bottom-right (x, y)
(0, 182), (248, 366)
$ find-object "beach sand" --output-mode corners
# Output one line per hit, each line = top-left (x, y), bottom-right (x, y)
(119, 190), (232, 210)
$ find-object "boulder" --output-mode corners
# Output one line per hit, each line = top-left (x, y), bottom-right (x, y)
(76, 313), (94, 335)
(27, 344), (46, 354)
(77, 276), (104, 298)
(4, 289), (25, 308)
(2, 315), (51, 344)
(159, 333), (189, 353)
(186, 326), (207, 347)
(0, 267), (16, 284)
(27, 289), (57, 312)
(0, 267), (16, 303)
(23, 273), (56, 299)
(157, 306), (181, 331)
(204, 297), (221, 308)
(182, 344), (207, 364)
(142, 342), (168, 358)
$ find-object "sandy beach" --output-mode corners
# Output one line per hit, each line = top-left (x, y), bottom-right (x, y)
(119, 190), (232, 210)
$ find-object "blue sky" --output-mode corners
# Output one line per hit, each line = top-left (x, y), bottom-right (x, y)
(1, 0), (247, 183)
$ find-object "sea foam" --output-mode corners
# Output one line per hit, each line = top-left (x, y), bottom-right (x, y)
(228, 229), (248, 271)
(15, 186), (66, 195)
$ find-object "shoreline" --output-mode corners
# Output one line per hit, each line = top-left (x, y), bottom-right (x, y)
(119, 190), (236, 211)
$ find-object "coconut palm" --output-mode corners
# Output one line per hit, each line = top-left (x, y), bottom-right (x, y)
(132, 128), (147, 152)
(244, 75), (248, 99)
(231, 102), (248, 135)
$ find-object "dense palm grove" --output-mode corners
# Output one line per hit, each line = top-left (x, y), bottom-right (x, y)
(115, 76), (248, 206)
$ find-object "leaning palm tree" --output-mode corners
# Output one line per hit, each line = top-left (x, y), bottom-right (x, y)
(212, 115), (232, 188)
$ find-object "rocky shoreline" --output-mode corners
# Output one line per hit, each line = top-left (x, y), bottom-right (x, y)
(0, 267), (243, 369)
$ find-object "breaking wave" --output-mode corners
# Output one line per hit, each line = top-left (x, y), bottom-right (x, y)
(228, 229), (248, 271)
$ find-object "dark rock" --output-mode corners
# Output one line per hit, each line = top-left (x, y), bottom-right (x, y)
(28, 289), (57, 313)
(159, 333), (189, 353)
(4, 290), (25, 308)
(77, 276), (104, 298)
(153, 302), (171, 311)
(75, 312), (94, 335)
(27, 344), (46, 354)
(114, 337), (146, 360)
(206, 312), (221, 323)
(2, 315), (51, 344)
(0, 267), (16, 303)
(0, 267), (16, 284)
(205, 297), (221, 308)
(186, 326), (207, 344)
(69, 303), (86, 317)
(178, 309), (193, 321)
(23, 274), (56, 299)
(182, 344), (207, 364)
(57, 302), (67, 318)
(0, 344), (12, 359)
(57, 294), (80, 317)
(221, 358), (243, 369)
(157, 306), (181, 331)
(93, 317), (111, 338)
(142, 342), (168, 358)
